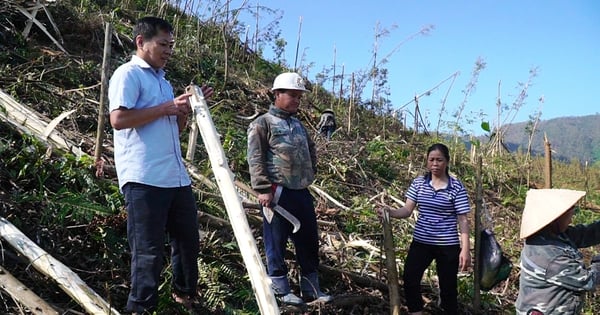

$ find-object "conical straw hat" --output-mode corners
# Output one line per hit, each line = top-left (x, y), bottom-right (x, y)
(519, 189), (586, 239)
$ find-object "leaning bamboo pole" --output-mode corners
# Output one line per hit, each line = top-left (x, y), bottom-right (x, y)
(186, 84), (279, 315)
(0, 217), (119, 315)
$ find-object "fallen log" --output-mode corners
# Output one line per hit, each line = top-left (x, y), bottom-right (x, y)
(0, 217), (119, 315)
(0, 264), (59, 315)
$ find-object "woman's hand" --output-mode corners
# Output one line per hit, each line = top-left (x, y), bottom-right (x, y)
(375, 206), (392, 219)
(459, 247), (471, 271)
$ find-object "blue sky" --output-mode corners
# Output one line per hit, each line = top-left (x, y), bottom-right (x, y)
(195, 0), (600, 134)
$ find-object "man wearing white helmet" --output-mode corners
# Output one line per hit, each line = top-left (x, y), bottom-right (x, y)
(247, 72), (332, 306)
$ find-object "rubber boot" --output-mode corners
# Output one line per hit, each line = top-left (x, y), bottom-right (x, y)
(271, 275), (304, 306)
(300, 273), (333, 303)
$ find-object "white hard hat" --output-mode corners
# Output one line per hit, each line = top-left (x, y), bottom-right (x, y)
(271, 72), (308, 91)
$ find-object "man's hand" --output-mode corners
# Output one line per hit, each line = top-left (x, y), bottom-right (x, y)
(258, 193), (273, 208)
(200, 85), (214, 99)
(173, 93), (192, 116)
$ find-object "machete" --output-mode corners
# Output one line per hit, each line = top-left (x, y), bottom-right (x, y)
(242, 201), (301, 233)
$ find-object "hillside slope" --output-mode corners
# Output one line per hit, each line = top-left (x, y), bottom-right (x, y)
(1, 1), (600, 315)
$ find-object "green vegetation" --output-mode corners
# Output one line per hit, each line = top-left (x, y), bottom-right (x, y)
(1, 1), (599, 314)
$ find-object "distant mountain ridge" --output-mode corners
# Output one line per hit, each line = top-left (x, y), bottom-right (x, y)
(494, 114), (600, 164)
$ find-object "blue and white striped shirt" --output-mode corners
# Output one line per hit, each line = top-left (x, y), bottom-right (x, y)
(406, 174), (471, 246)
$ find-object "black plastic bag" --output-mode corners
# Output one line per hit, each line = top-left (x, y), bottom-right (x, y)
(478, 229), (512, 291)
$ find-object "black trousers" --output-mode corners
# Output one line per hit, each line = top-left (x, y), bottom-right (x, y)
(403, 241), (460, 314)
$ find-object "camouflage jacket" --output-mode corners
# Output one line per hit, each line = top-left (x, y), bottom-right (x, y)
(247, 106), (317, 193)
(515, 221), (600, 314)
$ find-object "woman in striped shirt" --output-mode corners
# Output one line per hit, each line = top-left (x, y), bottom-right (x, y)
(377, 143), (471, 315)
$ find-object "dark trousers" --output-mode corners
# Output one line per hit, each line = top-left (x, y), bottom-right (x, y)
(123, 183), (200, 313)
(263, 187), (319, 277)
(403, 241), (460, 314)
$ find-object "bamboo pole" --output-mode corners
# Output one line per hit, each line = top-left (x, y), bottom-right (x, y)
(332, 44), (336, 95)
(473, 155), (483, 313)
(15, 5), (68, 54)
(380, 193), (400, 315)
(186, 120), (199, 161)
(348, 72), (355, 134)
(293, 16), (303, 72)
(544, 133), (552, 188)
(0, 217), (119, 315)
(338, 63), (345, 104)
(0, 89), (85, 157)
(95, 22), (112, 177)
(186, 85), (279, 315)
(0, 264), (59, 315)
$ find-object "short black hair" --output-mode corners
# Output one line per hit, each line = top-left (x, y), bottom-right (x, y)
(133, 16), (173, 40)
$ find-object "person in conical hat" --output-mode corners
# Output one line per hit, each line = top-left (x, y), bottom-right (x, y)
(516, 188), (600, 315)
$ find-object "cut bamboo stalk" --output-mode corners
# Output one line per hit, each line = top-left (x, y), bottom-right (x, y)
(95, 22), (113, 177)
(0, 264), (59, 315)
(187, 84), (279, 315)
(380, 193), (400, 315)
(15, 4), (68, 54)
(0, 217), (119, 315)
(0, 89), (85, 157)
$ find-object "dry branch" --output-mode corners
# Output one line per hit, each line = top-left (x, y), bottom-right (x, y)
(310, 185), (350, 210)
